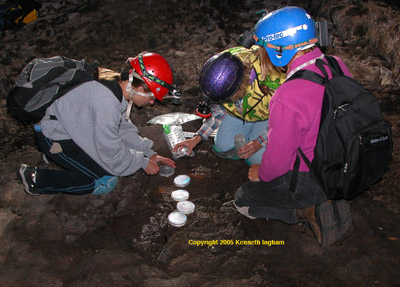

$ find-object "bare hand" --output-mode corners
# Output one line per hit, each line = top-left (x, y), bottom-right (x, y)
(238, 140), (262, 159)
(248, 164), (261, 182)
(172, 135), (202, 155)
(150, 154), (176, 168)
(144, 159), (160, 175)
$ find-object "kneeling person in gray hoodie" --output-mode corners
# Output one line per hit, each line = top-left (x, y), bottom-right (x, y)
(18, 52), (177, 196)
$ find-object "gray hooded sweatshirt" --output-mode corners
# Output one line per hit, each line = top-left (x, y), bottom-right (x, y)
(40, 80), (156, 176)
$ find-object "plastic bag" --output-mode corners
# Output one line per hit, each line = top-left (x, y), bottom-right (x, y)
(147, 112), (201, 125)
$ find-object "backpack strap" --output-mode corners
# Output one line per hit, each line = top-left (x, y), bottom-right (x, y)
(286, 69), (326, 85)
(286, 63), (327, 191)
(297, 148), (311, 167)
(287, 56), (342, 191)
(324, 55), (343, 75)
(286, 55), (343, 84)
(290, 153), (301, 192)
(290, 148), (311, 192)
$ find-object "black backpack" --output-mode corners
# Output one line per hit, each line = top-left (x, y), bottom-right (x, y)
(289, 55), (393, 200)
(7, 56), (100, 123)
(0, 0), (40, 31)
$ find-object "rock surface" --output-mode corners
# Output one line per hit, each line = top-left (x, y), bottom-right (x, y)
(0, 0), (399, 286)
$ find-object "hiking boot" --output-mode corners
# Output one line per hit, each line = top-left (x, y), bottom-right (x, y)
(17, 164), (40, 196)
(296, 200), (352, 247)
(296, 205), (323, 242)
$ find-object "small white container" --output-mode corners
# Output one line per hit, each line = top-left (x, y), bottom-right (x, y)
(168, 211), (187, 227)
(174, 174), (191, 188)
(177, 200), (195, 215)
(171, 189), (189, 201)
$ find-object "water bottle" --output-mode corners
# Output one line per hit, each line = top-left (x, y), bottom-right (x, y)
(163, 124), (190, 158)
(234, 134), (246, 154)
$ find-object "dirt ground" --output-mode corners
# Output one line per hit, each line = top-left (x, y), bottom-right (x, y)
(0, 1), (399, 286)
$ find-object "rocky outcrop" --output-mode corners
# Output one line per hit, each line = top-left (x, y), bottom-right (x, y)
(0, 1), (399, 286)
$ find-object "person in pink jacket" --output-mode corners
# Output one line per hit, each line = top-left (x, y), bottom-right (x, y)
(234, 6), (352, 247)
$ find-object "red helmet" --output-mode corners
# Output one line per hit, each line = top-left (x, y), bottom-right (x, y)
(127, 52), (174, 101)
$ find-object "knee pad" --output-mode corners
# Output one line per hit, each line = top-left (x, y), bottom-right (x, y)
(93, 176), (118, 195)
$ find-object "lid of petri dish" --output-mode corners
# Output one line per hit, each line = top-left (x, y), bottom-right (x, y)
(159, 165), (175, 177)
(177, 200), (195, 215)
(168, 211), (187, 227)
(171, 189), (189, 201)
(174, 174), (191, 188)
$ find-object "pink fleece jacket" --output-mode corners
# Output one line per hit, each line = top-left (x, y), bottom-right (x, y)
(258, 48), (352, 182)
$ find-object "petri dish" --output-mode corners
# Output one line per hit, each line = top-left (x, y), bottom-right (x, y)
(174, 174), (191, 188)
(171, 189), (189, 201)
(168, 211), (187, 227)
(159, 165), (175, 177)
(177, 200), (195, 215)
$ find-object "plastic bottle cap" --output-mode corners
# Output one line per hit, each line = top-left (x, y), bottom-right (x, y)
(159, 165), (175, 177)
(174, 175), (191, 188)
(168, 211), (187, 227)
(177, 200), (195, 215)
(171, 189), (189, 201)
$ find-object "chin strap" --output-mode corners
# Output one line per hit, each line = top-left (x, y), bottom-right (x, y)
(125, 74), (135, 121)
(125, 97), (134, 121)
(125, 89), (139, 121)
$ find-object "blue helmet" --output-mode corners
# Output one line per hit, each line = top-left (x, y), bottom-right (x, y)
(254, 7), (317, 67)
(199, 52), (244, 102)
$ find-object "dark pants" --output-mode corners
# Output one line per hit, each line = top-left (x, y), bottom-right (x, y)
(235, 171), (327, 224)
(34, 125), (117, 195)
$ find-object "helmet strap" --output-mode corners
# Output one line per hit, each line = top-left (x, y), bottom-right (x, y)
(137, 53), (175, 92)
(278, 46), (283, 56)
(125, 90), (155, 121)
(255, 36), (318, 52)
(125, 98), (133, 121)
(125, 72), (133, 93)
(125, 90), (135, 121)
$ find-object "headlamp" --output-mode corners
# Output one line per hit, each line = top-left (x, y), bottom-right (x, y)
(163, 87), (182, 105)
(315, 21), (329, 47)
(237, 28), (256, 49)
(195, 98), (212, 118)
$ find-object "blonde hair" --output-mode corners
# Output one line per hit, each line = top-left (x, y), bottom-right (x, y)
(259, 47), (275, 80)
(230, 56), (253, 102)
(287, 47), (316, 69)
(97, 67), (121, 82)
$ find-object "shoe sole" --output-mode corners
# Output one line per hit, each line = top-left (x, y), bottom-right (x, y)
(17, 164), (40, 196)
(316, 201), (338, 247)
(333, 200), (352, 236)
(316, 200), (352, 247)
(234, 202), (257, 219)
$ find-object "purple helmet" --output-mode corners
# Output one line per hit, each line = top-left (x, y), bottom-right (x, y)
(199, 52), (244, 102)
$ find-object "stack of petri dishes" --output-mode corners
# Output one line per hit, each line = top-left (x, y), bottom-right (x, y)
(167, 174), (195, 227)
